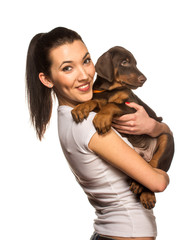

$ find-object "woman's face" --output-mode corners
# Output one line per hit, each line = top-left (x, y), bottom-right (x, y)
(49, 40), (95, 107)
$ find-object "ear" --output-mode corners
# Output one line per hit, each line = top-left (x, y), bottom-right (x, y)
(95, 51), (114, 82)
(39, 73), (54, 88)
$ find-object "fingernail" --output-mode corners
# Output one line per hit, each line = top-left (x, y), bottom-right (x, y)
(126, 102), (130, 104)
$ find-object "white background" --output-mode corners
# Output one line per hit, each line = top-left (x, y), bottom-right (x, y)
(0, 0), (188, 239)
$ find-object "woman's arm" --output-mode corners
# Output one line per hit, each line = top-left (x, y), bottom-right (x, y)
(112, 102), (173, 137)
(89, 129), (169, 193)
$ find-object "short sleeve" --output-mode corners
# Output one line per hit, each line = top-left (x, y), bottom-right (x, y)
(71, 112), (97, 153)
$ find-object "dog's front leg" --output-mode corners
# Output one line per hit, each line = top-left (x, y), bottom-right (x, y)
(93, 103), (123, 134)
(71, 99), (107, 123)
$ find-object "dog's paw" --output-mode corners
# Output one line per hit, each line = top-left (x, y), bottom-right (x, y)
(140, 191), (156, 210)
(71, 104), (91, 123)
(93, 113), (112, 134)
(129, 180), (143, 194)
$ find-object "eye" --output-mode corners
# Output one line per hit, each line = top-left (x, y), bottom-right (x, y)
(62, 66), (72, 72)
(84, 57), (91, 65)
(121, 58), (130, 66)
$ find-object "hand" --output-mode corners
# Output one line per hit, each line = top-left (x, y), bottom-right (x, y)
(112, 102), (156, 136)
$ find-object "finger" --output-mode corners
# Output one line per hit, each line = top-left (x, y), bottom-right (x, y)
(112, 127), (135, 135)
(113, 114), (135, 123)
(112, 123), (129, 130)
(112, 123), (136, 134)
(125, 102), (142, 111)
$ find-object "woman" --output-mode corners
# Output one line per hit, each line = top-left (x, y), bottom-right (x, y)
(26, 27), (171, 240)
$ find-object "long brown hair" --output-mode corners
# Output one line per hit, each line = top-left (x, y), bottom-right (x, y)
(25, 27), (83, 140)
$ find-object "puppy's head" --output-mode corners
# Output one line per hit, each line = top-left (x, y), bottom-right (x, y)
(94, 46), (146, 90)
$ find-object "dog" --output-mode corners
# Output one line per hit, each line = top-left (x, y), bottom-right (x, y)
(71, 46), (174, 209)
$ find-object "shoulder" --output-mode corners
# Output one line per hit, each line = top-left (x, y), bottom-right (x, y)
(58, 105), (97, 149)
(72, 111), (97, 147)
(58, 105), (96, 130)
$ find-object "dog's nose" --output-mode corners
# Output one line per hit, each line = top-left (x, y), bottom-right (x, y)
(138, 75), (147, 84)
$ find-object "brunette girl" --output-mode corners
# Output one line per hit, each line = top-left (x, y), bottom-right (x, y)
(26, 27), (171, 240)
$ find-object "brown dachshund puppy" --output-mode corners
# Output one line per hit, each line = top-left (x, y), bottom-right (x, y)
(71, 46), (174, 209)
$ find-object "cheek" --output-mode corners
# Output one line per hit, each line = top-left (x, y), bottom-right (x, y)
(90, 65), (96, 78)
(53, 73), (73, 90)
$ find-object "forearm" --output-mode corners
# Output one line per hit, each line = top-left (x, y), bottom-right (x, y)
(148, 119), (173, 137)
(153, 168), (170, 192)
(89, 129), (169, 193)
(112, 102), (173, 137)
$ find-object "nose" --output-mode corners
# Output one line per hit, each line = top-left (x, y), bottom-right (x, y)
(138, 75), (147, 84)
(78, 66), (88, 81)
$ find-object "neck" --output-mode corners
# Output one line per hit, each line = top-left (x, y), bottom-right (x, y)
(55, 91), (76, 108)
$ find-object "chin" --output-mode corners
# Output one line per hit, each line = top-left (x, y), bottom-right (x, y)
(77, 92), (92, 104)
(83, 95), (93, 102)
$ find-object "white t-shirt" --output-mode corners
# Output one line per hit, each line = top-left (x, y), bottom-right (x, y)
(58, 105), (157, 238)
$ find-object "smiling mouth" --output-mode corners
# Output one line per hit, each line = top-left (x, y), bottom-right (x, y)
(77, 83), (90, 91)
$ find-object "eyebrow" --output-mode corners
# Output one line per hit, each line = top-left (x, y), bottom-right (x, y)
(59, 52), (90, 69)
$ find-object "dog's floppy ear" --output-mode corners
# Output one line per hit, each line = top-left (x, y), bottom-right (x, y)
(95, 51), (114, 82)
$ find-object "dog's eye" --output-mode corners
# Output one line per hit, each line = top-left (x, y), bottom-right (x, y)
(121, 58), (130, 66)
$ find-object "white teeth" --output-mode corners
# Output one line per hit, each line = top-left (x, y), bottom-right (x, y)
(79, 84), (88, 89)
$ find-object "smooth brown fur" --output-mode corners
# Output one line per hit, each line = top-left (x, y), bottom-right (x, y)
(72, 46), (174, 209)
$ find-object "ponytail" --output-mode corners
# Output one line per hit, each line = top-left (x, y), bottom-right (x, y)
(26, 33), (53, 140)
(25, 27), (83, 140)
